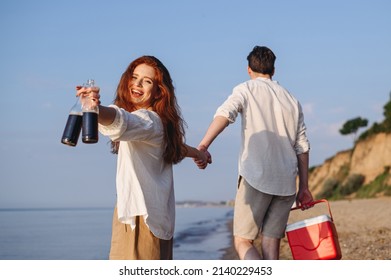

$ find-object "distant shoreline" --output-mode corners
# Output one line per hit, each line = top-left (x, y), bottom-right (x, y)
(0, 202), (234, 212)
(0, 207), (113, 212)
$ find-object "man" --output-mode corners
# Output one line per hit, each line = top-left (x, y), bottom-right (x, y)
(195, 46), (314, 260)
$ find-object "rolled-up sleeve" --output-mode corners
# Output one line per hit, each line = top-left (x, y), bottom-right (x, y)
(98, 105), (163, 143)
(214, 85), (246, 123)
(294, 104), (310, 154)
(98, 105), (127, 141)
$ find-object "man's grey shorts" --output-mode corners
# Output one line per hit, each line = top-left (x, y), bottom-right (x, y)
(233, 176), (296, 240)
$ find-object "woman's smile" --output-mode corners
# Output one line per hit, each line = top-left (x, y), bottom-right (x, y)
(131, 89), (144, 99)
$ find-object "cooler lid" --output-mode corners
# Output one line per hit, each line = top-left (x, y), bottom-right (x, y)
(286, 214), (332, 232)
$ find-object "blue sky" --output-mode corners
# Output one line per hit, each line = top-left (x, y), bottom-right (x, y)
(1, 0), (390, 208)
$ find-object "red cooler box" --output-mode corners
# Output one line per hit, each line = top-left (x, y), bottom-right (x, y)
(286, 199), (342, 260)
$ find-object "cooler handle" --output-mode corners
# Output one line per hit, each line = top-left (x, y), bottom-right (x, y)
(290, 199), (334, 221)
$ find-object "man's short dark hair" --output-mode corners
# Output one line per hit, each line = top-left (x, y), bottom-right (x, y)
(247, 46), (276, 75)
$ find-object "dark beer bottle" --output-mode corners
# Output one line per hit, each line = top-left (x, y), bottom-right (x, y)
(61, 97), (83, 147)
(81, 79), (99, 144)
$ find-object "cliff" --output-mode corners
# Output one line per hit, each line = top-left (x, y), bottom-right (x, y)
(309, 132), (391, 198)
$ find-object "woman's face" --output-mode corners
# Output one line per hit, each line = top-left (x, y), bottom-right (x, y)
(128, 63), (157, 109)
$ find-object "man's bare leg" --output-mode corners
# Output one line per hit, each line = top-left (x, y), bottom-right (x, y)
(260, 235), (280, 260)
(234, 236), (261, 260)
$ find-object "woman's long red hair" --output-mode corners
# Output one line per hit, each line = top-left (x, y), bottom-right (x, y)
(111, 56), (187, 164)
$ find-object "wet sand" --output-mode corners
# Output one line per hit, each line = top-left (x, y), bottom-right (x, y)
(222, 197), (391, 260)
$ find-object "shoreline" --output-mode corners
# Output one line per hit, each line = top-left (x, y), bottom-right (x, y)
(220, 220), (237, 260)
(221, 197), (391, 260)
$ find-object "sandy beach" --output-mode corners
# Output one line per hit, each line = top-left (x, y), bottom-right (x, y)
(222, 197), (391, 260)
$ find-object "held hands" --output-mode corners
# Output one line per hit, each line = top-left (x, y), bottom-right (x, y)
(194, 145), (212, 169)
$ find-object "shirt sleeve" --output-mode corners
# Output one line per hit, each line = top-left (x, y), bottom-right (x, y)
(98, 105), (126, 140)
(214, 84), (246, 123)
(294, 102), (310, 154)
(98, 105), (163, 142)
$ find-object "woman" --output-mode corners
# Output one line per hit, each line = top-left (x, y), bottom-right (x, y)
(77, 56), (208, 260)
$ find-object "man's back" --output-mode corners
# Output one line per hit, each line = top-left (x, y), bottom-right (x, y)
(216, 77), (305, 195)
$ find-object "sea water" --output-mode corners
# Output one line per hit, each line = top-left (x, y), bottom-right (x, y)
(174, 206), (233, 260)
(0, 207), (233, 260)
